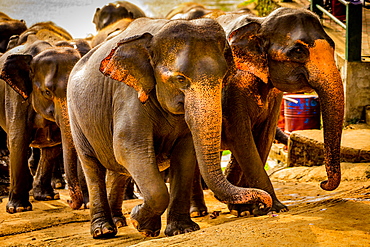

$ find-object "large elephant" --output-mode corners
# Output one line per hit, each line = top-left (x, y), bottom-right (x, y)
(92, 1), (146, 31)
(191, 7), (344, 216)
(0, 12), (27, 53)
(67, 17), (272, 239)
(0, 35), (84, 213)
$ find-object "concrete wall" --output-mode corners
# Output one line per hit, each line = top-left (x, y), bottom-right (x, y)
(336, 54), (370, 123)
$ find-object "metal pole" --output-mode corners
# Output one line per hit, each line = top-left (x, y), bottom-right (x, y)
(346, 0), (363, 61)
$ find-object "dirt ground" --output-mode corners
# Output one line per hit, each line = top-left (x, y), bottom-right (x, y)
(0, 163), (369, 247)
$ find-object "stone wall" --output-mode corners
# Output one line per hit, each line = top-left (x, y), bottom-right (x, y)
(287, 129), (370, 167)
(336, 55), (370, 123)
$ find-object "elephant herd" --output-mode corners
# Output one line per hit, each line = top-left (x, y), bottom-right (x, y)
(0, 1), (344, 239)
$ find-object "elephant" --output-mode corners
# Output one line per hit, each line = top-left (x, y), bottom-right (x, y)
(165, 2), (216, 20)
(0, 12), (27, 53)
(0, 34), (84, 213)
(191, 7), (344, 217)
(7, 21), (73, 50)
(92, 1), (146, 31)
(67, 17), (273, 239)
(55, 39), (92, 57)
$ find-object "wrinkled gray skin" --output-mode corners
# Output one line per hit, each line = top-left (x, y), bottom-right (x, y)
(191, 7), (344, 217)
(67, 17), (273, 239)
(0, 38), (84, 213)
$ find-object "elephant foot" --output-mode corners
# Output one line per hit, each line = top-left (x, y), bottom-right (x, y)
(51, 176), (66, 189)
(6, 193), (32, 214)
(228, 202), (269, 217)
(32, 187), (60, 201)
(269, 199), (289, 213)
(190, 202), (208, 218)
(91, 214), (117, 239)
(165, 216), (200, 236)
(130, 204), (161, 237)
(113, 213), (127, 228)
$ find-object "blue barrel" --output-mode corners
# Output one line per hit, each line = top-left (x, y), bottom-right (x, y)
(284, 95), (321, 133)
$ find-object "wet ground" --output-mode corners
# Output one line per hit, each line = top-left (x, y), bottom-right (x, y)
(1, 164), (369, 246)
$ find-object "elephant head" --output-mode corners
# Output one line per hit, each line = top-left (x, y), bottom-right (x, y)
(93, 1), (146, 31)
(99, 18), (273, 209)
(0, 12), (27, 53)
(0, 44), (85, 209)
(218, 8), (344, 190)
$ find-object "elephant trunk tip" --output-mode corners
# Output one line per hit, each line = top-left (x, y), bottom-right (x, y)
(320, 164), (341, 191)
(67, 187), (84, 210)
(217, 187), (273, 210)
(320, 178), (341, 191)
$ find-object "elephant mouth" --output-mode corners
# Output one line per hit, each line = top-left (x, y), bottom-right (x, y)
(271, 66), (312, 93)
(169, 94), (185, 114)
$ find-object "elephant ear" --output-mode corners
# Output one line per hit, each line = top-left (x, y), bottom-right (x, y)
(100, 33), (155, 103)
(228, 22), (269, 84)
(0, 54), (33, 100)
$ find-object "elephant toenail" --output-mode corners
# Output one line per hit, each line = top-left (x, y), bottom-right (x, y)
(16, 207), (25, 212)
(102, 227), (111, 235)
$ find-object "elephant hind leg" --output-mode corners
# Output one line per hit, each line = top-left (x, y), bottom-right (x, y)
(78, 153), (117, 239)
(107, 170), (129, 228)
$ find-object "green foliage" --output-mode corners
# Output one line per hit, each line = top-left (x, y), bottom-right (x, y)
(238, 0), (258, 7)
(255, 0), (277, 16)
(222, 150), (231, 155)
(348, 117), (361, 124)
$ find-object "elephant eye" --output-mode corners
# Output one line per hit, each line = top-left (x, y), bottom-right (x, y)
(176, 75), (186, 83)
(288, 45), (309, 62)
(43, 89), (53, 98)
(294, 47), (303, 54)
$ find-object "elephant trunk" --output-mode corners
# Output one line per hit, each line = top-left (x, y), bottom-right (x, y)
(57, 98), (84, 209)
(184, 84), (272, 208)
(307, 40), (344, 191)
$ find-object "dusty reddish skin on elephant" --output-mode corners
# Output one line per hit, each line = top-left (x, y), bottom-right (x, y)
(58, 98), (84, 209)
(268, 38), (344, 190)
(187, 7), (344, 218)
(306, 40), (344, 190)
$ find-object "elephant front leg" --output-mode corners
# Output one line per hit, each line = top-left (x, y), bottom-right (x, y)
(51, 149), (66, 189)
(6, 132), (33, 213)
(190, 164), (208, 218)
(229, 128), (288, 214)
(165, 137), (200, 236)
(126, 162), (169, 237)
(32, 146), (61, 201)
